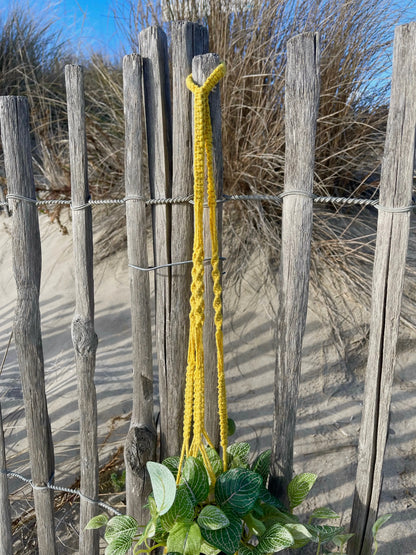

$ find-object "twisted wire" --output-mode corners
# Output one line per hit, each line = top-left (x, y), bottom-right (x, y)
(3, 470), (122, 515)
(1, 192), (414, 212)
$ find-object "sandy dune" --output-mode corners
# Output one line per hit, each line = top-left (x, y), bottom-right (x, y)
(0, 212), (415, 553)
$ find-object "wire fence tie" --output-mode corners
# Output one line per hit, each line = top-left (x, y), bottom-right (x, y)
(280, 190), (314, 200)
(129, 256), (226, 272)
(71, 202), (91, 211)
(6, 193), (37, 204)
(124, 195), (146, 202)
(376, 204), (414, 213)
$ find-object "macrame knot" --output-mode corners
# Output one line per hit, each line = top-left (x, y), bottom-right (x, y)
(186, 62), (226, 96)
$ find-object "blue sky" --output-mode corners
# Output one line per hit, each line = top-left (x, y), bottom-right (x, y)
(55, 0), (126, 55)
(1, 0), (131, 57)
(2, 0), (416, 60)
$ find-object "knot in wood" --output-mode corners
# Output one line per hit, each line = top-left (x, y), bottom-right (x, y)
(125, 425), (156, 475)
(71, 316), (98, 356)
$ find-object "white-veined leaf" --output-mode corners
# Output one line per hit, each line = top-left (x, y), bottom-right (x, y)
(198, 505), (230, 530)
(146, 461), (177, 515)
(287, 473), (317, 510)
(310, 507), (340, 521)
(215, 468), (262, 516)
(104, 516), (139, 543)
(85, 513), (109, 529)
(255, 523), (294, 553)
(104, 535), (133, 555)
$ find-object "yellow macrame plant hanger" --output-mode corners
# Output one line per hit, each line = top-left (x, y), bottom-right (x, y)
(177, 62), (228, 485)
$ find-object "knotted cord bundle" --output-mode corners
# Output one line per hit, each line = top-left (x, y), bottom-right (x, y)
(177, 62), (228, 484)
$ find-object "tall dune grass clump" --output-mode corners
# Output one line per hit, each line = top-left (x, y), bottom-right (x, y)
(122, 0), (416, 347)
(0, 6), (126, 237)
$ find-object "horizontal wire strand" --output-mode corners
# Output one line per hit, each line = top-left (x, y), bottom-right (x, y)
(1, 191), (412, 212)
(2, 470), (122, 516)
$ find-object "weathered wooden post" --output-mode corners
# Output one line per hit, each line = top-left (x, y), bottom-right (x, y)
(139, 26), (173, 460)
(269, 32), (320, 504)
(0, 403), (12, 553)
(168, 22), (209, 456)
(65, 65), (99, 555)
(348, 22), (416, 555)
(191, 52), (224, 449)
(123, 52), (156, 525)
(0, 95), (57, 554)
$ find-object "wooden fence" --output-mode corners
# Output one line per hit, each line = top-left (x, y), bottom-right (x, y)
(0, 19), (415, 555)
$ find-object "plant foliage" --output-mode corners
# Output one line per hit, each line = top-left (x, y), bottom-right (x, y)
(88, 440), (352, 554)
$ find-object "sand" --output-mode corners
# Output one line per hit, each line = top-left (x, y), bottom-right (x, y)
(0, 212), (415, 553)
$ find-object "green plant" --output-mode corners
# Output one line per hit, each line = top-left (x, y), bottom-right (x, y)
(110, 469), (126, 493)
(371, 514), (392, 555)
(88, 441), (350, 554)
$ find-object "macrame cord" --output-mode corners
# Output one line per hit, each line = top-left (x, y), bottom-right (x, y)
(177, 62), (228, 485)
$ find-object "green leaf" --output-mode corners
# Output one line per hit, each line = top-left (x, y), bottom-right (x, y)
(185, 522), (202, 555)
(163, 456), (181, 479)
(105, 536), (133, 555)
(198, 505), (230, 530)
(310, 507), (340, 521)
(333, 533), (354, 547)
(205, 447), (223, 477)
(258, 486), (287, 512)
(104, 516), (139, 544)
(167, 522), (190, 554)
(244, 512), (266, 536)
(166, 522), (202, 555)
(146, 461), (177, 515)
(200, 540), (221, 555)
(255, 523), (294, 553)
(285, 523), (312, 549)
(200, 510), (242, 555)
(180, 456), (210, 504)
(251, 450), (271, 485)
(227, 418), (236, 436)
(251, 500), (264, 519)
(153, 517), (169, 543)
(307, 524), (345, 544)
(287, 473), (317, 510)
(105, 535), (133, 555)
(215, 468), (262, 516)
(227, 442), (251, 466)
(160, 484), (195, 531)
(85, 513), (109, 529)
(372, 514), (392, 538)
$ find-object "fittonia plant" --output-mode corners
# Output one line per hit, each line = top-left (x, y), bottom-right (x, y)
(87, 436), (360, 555)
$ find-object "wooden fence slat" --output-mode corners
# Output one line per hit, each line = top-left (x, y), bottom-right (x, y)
(269, 32), (320, 504)
(122, 53), (156, 525)
(0, 95), (57, 554)
(167, 22), (209, 456)
(348, 22), (416, 555)
(191, 53), (225, 449)
(65, 65), (99, 555)
(139, 26), (173, 459)
(0, 403), (12, 553)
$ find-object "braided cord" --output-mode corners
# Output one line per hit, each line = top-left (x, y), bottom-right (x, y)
(177, 63), (227, 483)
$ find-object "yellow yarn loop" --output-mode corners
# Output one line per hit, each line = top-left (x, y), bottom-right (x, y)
(177, 62), (228, 485)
